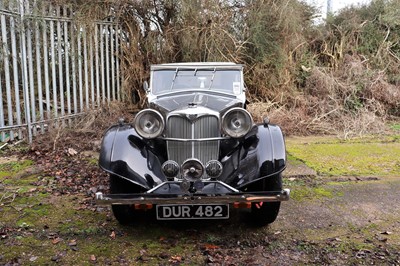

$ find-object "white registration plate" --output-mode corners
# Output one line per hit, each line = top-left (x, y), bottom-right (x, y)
(156, 204), (229, 220)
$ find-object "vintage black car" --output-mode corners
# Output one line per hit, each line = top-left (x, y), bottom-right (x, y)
(96, 62), (290, 226)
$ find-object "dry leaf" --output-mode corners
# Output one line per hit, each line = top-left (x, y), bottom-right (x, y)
(203, 243), (220, 250)
(139, 249), (147, 256)
(169, 256), (182, 263)
(68, 148), (78, 156)
(52, 237), (61, 245)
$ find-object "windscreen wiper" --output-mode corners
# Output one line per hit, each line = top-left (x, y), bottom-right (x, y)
(169, 68), (179, 90)
(208, 68), (216, 90)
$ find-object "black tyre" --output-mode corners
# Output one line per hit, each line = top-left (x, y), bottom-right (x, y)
(250, 201), (281, 226)
(109, 175), (142, 225)
(248, 173), (282, 226)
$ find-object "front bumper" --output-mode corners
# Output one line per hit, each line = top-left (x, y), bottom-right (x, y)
(95, 181), (290, 205)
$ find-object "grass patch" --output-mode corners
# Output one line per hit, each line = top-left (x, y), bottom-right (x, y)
(290, 186), (338, 201)
(391, 124), (400, 131)
(0, 160), (33, 173)
(87, 158), (98, 166)
(2, 174), (40, 187)
(1, 192), (50, 228)
(286, 153), (305, 166)
(286, 136), (400, 176)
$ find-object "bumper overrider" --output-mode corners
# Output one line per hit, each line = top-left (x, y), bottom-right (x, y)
(95, 180), (290, 205)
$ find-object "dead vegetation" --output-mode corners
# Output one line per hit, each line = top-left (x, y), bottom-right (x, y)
(118, 0), (399, 137)
(19, 0), (400, 137)
(31, 102), (133, 153)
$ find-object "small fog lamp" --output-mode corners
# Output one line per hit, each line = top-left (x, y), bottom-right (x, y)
(205, 160), (223, 178)
(161, 160), (180, 179)
(181, 159), (204, 181)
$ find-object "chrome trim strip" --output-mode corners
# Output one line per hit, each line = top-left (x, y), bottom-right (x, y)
(167, 106), (221, 121)
(161, 136), (229, 142)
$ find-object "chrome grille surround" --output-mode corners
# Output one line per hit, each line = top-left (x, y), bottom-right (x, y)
(166, 109), (221, 179)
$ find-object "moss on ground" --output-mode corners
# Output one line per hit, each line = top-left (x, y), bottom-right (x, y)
(286, 135), (400, 176)
(289, 185), (340, 201)
(286, 153), (305, 166)
(0, 160), (33, 174)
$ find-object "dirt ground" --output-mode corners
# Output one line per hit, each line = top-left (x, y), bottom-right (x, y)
(0, 133), (399, 265)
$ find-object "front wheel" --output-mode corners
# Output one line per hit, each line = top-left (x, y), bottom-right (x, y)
(250, 201), (281, 226)
(248, 173), (282, 226)
(109, 175), (142, 225)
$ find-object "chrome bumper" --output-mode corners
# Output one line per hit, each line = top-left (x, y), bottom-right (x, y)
(95, 189), (290, 205)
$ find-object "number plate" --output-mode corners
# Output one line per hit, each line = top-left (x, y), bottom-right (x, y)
(156, 204), (229, 220)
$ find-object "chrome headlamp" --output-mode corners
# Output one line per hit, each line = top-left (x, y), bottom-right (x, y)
(222, 108), (253, 138)
(134, 109), (164, 139)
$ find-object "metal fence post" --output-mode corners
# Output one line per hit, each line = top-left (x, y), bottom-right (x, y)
(19, 0), (32, 143)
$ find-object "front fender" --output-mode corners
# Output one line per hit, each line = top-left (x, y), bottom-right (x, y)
(256, 123), (286, 175)
(220, 123), (286, 189)
(99, 124), (166, 190)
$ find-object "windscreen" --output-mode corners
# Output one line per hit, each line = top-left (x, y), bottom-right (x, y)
(151, 69), (242, 95)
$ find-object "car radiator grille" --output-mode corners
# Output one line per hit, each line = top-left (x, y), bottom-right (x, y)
(166, 115), (220, 168)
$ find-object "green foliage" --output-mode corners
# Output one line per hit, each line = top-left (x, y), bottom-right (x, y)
(326, 0), (399, 65)
(391, 124), (400, 131)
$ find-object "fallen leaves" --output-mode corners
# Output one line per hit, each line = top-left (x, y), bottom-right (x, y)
(0, 227), (9, 240)
(68, 239), (78, 251)
(51, 237), (62, 245)
(67, 148), (78, 156)
(201, 243), (220, 250)
(168, 255), (182, 263)
(28, 188), (37, 193)
(29, 256), (38, 262)
(136, 249), (149, 262)
(51, 251), (66, 262)
(68, 239), (77, 246)
(90, 254), (96, 262)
